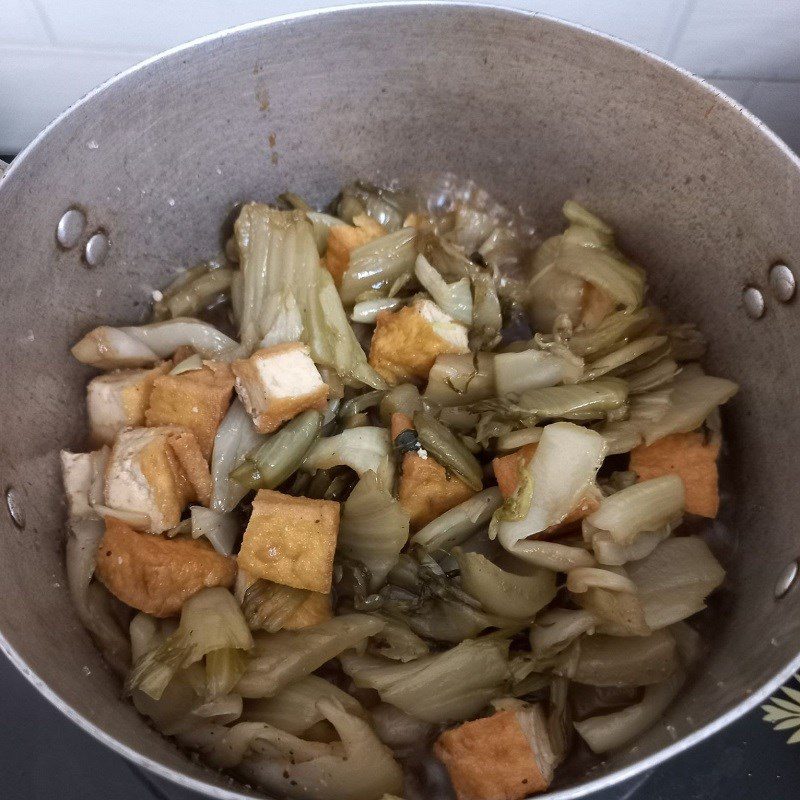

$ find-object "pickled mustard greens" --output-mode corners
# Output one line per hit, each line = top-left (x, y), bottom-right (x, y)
(65, 177), (739, 800)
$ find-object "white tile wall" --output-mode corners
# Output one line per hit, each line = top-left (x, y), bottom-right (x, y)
(670, 0), (800, 80)
(0, 46), (148, 151)
(1, 0), (799, 155)
(3, 0), (51, 46)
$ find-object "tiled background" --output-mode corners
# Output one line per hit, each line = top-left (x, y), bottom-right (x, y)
(1, 0), (800, 156)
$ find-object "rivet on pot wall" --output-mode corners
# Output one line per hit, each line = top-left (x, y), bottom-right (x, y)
(56, 208), (86, 250)
(774, 560), (799, 599)
(742, 286), (765, 319)
(84, 230), (109, 267)
(769, 263), (795, 303)
(5, 487), (25, 529)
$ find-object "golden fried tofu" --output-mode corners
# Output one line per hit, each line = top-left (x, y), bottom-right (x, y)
(630, 431), (720, 518)
(325, 214), (386, 287)
(232, 343), (329, 434)
(392, 413), (474, 530)
(399, 453), (475, 531)
(168, 428), (213, 507)
(492, 443), (540, 499)
(369, 299), (470, 386)
(145, 360), (234, 459)
(104, 426), (211, 533)
(283, 591), (333, 629)
(233, 567), (331, 630)
(237, 490), (339, 593)
(95, 516), (235, 617)
(434, 706), (557, 800)
(87, 362), (170, 446)
(492, 442), (598, 532)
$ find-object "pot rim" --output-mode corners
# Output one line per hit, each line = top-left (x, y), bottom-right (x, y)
(2, 3), (798, 798)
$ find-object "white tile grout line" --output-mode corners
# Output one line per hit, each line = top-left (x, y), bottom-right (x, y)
(0, 42), (154, 61)
(26, 0), (58, 47)
(663, 0), (696, 61)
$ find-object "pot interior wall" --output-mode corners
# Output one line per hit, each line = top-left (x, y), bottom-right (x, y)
(0, 5), (798, 797)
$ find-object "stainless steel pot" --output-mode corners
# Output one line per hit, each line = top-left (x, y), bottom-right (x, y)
(1, 3), (799, 798)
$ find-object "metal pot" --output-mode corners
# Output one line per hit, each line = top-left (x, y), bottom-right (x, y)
(0, 3), (798, 798)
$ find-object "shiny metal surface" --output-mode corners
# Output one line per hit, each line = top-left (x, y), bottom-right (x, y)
(769, 263), (796, 303)
(743, 286), (766, 319)
(83, 230), (110, 267)
(774, 560), (799, 600)
(56, 208), (87, 250)
(0, 3), (799, 799)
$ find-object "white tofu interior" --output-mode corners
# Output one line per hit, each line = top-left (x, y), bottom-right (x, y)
(104, 428), (165, 529)
(414, 298), (470, 351)
(60, 448), (109, 518)
(255, 347), (325, 400)
(87, 369), (150, 443)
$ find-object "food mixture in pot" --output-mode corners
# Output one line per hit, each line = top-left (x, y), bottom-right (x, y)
(62, 179), (738, 800)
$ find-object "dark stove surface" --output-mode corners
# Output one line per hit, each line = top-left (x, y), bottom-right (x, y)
(1, 651), (796, 800)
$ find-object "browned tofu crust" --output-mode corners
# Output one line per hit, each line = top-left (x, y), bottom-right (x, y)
(88, 362), (171, 447)
(134, 428), (194, 530)
(282, 591), (333, 629)
(435, 710), (551, 800)
(629, 431), (720, 518)
(237, 489), (340, 593)
(95, 517), (236, 617)
(325, 215), (385, 287)
(491, 442), (599, 533)
(492, 443), (540, 499)
(167, 429), (213, 507)
(232, 343), (329, 434)
(369, 305), (467, 386)
(145, 360), (235, 460)
(391, 413), (475, 531)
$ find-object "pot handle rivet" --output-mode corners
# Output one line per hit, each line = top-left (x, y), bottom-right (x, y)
(769, 263), (795, 303)
(742, 286), (765, 319)
(774, 560), (799, 599)
(84, 230), (109, 268)
(56, 208), (86, 250)
(5, 487), (25, 530)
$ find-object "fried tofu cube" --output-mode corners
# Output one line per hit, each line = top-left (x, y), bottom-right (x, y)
(325, 214), (386, 287)
(492, 442), (598, 530)
(283, 591), (333, 629)
(168, 428), (213, 507)
(369, 299), (470, 386)
(435, 705), (557, 800)
(237, 490), (339, 593)
(232, 343), (329, 434)
(145, 360), (234, 459)
(399, 453), (475, 530)
(95, 516), (235, 617)
(87, 363), (170, 446)
(630, 431), (720, 517)
(492, 443), (540, 499)
(104, 426), (212, 533)
(392, 413), (474, 530)
(234, 566), (333, 630)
